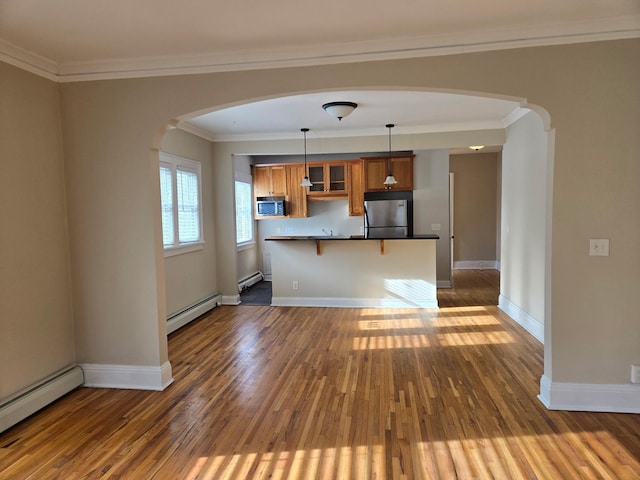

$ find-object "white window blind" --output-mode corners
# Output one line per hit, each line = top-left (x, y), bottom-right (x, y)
(177, 168), (200, 243)
(235, 179), (253, 246)
(160, 165), (174, 247)
(160, 153), (203, 254)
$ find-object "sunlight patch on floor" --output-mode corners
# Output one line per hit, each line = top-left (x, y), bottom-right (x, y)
(352, 330), (514, 350)
(352, 334), (432, 350)
(358, 318), (425, 330)
(430, 315), (501, 327)
(183, 429), (640, 479)
(437, 330), (514, 346)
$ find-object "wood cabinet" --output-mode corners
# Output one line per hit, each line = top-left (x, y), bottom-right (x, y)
(307, 162), (348, 197)
(286, 164), (308, 218)
(252, 165), (288, 197)
(348, 160), (365, 216)
(363, 156), (414, 192)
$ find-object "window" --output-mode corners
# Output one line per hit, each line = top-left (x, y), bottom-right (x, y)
(160, 152), (203, 255)
(235, 173), (254, 248)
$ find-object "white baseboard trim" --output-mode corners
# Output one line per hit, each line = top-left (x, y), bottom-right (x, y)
(0, 365), (84, 433)
(437, 280), (452, 288)
(498, 294), (544, 343)
(80, 361), (173, 391)
(539, 374), (640, 413)
(222, 294), (241, 305)
(453, 260), (498, 270)
(271, 296), (439, 309)
(166, 293), (221, 334)
(264, 274), (273, 282)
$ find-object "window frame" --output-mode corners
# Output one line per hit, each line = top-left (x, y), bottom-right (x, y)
(160, 152), (204, 257)
(235, 172), (255, 251)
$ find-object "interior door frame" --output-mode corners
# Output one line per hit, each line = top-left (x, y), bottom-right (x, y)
(449, 172), (455, 270)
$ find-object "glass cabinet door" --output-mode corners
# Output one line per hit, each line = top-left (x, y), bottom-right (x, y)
(308, 165), (325, 192)
(328, 164), (346, 192)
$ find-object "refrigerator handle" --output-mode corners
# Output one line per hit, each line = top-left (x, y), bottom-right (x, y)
(363, 205), (369, 238)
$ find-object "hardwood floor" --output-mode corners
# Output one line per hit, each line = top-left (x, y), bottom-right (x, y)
(437, 269), (500, 308)
(1, 271), (639, 479)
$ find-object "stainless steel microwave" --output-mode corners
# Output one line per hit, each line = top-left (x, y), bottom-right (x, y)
(256, 196), (286, 217)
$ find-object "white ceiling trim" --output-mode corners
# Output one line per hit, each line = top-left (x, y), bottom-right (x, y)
(2, 16), (638, 83)
(0, 39), (58, 81)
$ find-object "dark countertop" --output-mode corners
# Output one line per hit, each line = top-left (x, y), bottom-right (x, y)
(266, 234), (439, 241)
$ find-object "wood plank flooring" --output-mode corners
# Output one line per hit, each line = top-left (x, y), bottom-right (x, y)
(1, 271), (639, 479)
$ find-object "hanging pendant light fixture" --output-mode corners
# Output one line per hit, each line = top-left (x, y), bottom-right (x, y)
(300, 128), (313, 187)
(383, 123), (398, 186)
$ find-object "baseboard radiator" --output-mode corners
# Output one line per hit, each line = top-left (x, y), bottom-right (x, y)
(238, 271), (264, 293)
(166, 292), (222, 334)
(0, 365), (84, 433)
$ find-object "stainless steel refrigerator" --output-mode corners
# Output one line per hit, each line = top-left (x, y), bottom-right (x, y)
(364, 191), (413, 238)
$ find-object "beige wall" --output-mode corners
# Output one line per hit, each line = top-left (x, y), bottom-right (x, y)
(2, 38), (637, 407)
(449, 153), (499, 264)
(160, 128), (218, 316)
(61, 39), (640, 385)
(0, 63), (75, 397)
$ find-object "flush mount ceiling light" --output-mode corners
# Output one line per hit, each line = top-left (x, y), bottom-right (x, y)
(300, 128), (313, 188)
(383, 123), (398, 186)
(469, 145), (485, 151)
(322, 101), (358, 121)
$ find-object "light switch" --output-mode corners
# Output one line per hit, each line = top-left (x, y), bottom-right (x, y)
(431, 223), (441, 231)
(589, 238), (609, 256)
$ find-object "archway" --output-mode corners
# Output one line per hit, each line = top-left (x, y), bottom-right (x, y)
(151, 89), (554, 399)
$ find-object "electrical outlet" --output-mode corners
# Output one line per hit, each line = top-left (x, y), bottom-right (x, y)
(431, 223), (441, 231)
(292, 281), (299, 290)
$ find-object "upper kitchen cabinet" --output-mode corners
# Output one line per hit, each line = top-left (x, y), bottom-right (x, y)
(252, 165), (288, 197)
(363, 156), (414, 192)
(286, 164), (308, 218)
(307, 161), (348, 197)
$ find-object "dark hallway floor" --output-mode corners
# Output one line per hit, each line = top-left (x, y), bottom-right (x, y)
(239, 280), (272, 305)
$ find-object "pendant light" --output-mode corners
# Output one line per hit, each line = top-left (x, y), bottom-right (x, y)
(383, 123), (398, 186)
(300, 128), (313, 187)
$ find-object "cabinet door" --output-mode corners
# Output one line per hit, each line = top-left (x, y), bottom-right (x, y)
(389, 157), (413, 191)
(327, 163), (346, 193)
(348, 160), (365, 216)
(270, 165), (288, 196)
(364, 158), (388, 192)
(253, 166), (271, 197)
(286, 164), (308, 218)
(307, 165), (325, 193)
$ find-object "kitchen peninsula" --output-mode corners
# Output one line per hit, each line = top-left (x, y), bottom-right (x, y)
(266, 235), (439, 308)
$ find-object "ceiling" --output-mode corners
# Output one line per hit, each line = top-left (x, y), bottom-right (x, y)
(1, 1), (637, 144)
(181, 90), (524, 143)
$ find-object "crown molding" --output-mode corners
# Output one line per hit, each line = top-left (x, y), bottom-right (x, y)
(176, 122), (218, 142)
(0, 39), (58, 81)
(2, 15), (638, 83)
